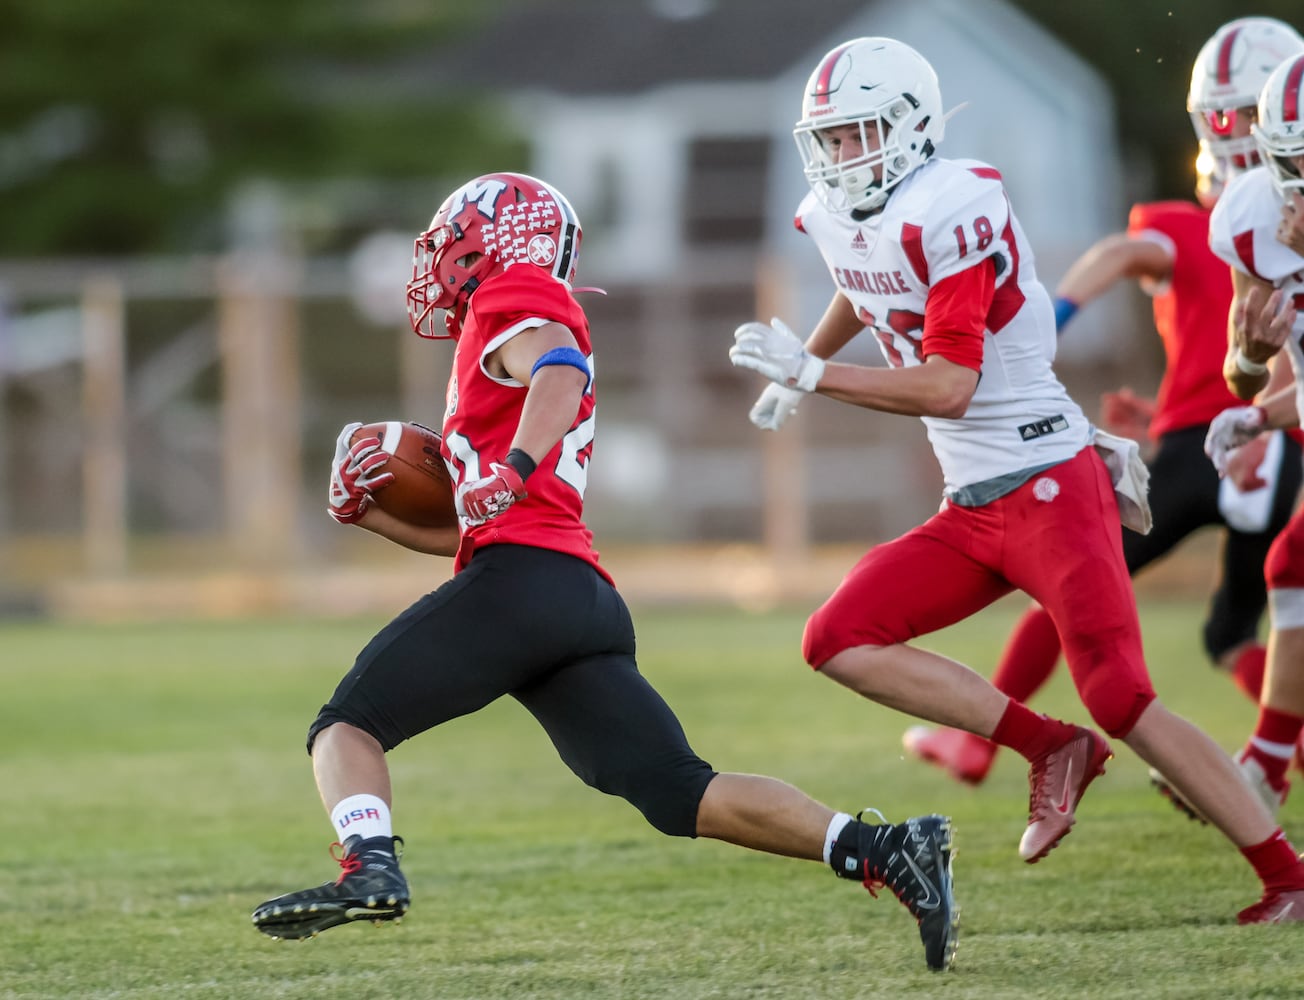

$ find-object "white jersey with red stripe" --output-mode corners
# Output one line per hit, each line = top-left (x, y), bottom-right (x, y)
(796, 156), (1090, 496)
(1209, 166), (1304, 419)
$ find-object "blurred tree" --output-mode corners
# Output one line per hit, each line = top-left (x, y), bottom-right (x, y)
(2, 0), (1298, 255)
(1007, 0), (1304, 201)
(0, 0), (519, 254)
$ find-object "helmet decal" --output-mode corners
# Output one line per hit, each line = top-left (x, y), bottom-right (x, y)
(527, 234), (558, 267)
(1215, 27), (1241, 87)
(1283, 55), (1304, 123)
(810, 41), (857, 109)
(444, 177), (510, 222)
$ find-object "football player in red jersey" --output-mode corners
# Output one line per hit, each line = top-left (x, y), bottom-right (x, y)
(251, 172), (959, 971)
(901, 17), (1304, 790)
(731, 36), (1304, 923)
(1203, 51), (1304, 836)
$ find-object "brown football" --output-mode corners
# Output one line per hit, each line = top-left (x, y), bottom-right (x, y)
(350, 420), (457, 528)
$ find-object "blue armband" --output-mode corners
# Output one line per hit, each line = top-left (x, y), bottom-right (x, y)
(1052, 296), (1079, 333)
(531, 346), (592, 390)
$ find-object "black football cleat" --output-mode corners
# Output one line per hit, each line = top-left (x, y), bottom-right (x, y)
(252, 834), (409, 940)
(841, 811), (959, 972)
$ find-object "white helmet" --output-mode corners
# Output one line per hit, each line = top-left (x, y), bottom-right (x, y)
(794, 37), (943, 215)
(1187, 17), (1304, 184)
(1253, 53), (1304, 201)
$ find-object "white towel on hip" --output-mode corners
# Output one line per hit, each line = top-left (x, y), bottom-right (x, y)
(1092, 428), (1152, 535)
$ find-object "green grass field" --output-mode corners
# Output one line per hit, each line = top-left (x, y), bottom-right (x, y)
(3, 595), (1302, 999)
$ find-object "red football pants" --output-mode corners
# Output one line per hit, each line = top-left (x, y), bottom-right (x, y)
(1265, 501), (1304, 629)
(803, 447), (1155, 737)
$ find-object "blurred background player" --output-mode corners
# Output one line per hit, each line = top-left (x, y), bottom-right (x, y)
(730, 35), (1304, 924)
(1204, 51), (1304, 822)
(901, 16), (1304, 789)
(250, 171), (958, 971)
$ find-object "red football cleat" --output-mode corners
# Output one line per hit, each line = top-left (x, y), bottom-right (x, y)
(1237, 889), (1304, 924)
(1018, 726), (1112, 863)
(902, 726), (998, 786)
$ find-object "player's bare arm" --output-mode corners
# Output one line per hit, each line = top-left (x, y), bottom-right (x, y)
(818, 353), (979, 419)
(1056, 233), (1173, 306)
(356, 504), (460, 556)
(1225, 269), (1294, 398)
(490, 320), (590, 463)
(805, 291), (867, 359)
(1253, 384), (1302, 431)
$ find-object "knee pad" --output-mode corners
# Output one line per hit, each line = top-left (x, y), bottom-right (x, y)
(1266, 516), (1304, 591)
(580, 756), (716, 837)
(803, 602), (895, 669)
(1265, 523), (1304, 629)
(305, 708), (394, 757)
(1066, 644), (1155, 738)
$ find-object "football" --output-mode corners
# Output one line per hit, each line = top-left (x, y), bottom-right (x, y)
(350, 420), (457, 528)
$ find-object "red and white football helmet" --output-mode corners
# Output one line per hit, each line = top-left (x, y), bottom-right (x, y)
(1188, 17), (1304, 191)
(406, 171), (582, 339)
(793, 37), (944, 215)
(1254, 53), (1304, 201)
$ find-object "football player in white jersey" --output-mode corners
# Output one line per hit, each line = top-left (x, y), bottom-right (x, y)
(900, 15), (1304, 804)
(731, 36), (1304, 924)
(1205, 52), (1304, 827)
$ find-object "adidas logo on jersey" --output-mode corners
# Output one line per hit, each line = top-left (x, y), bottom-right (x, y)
(850, 229), (868, 252)
(1017, 414), (1069, 441)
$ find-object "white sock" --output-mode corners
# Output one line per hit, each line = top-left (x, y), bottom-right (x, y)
(823, 812), (855, 864)
(330, 794), (393, 843)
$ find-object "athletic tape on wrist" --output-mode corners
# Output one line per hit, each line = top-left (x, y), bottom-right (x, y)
(1235, 351), (1269, 376)
(503, 448), (537, 482)
(531, 346), (592, 390)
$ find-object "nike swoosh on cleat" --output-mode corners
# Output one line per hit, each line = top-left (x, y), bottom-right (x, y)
(1054, 760), (1075, 814)
(901, 851), (942, 910)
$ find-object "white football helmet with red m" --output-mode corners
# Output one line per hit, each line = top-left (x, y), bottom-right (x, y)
(406, 172), (582, 339)
(1254, 53), (1304, 201)
(1188, 17), (1304, 186)
(793, 37), (944, 216)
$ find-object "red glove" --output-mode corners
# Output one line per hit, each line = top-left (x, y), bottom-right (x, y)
(328, 422), (395, 524)
(456, 461), (527, 525)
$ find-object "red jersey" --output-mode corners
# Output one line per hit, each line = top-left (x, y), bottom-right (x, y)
(1125, 201), (1242, 437)
(440, 265), (606, 581)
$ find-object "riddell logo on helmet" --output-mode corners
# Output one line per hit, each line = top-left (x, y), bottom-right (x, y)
(527, 234), (558, 266)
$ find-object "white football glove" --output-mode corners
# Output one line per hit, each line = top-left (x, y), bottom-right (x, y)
(1204, 405), (1267, 478)
(328, 421), (394, 524)
(748, 382), (805, 431)
(729, 317), (825, 393)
